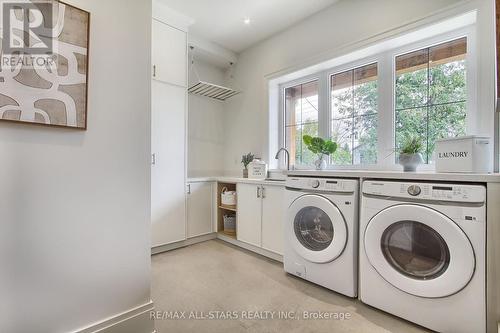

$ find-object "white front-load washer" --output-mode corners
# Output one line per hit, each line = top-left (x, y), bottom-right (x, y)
(360, 180), (486, 333)
(284, 177), (359, 297)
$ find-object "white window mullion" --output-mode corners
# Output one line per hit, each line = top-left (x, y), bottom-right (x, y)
(318, 72), (330, 140)
(465, 27), (477, 135)
(277, 86), (285, 169)
(317, 72), (330, 164)
(377, 52), (395, 168)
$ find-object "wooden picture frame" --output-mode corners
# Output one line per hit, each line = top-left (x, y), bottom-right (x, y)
(0, 0), (90, 130)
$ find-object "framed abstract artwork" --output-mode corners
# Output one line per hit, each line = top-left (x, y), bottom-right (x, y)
(0, 0), (90, 129)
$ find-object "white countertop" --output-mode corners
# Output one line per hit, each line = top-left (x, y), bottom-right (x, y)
(187, 176), (286, 186)
(188, 170), (500, 184)
(285, 170), (500, 183)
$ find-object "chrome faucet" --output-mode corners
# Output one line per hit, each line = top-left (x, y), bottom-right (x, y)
(275, 148), (291, 171)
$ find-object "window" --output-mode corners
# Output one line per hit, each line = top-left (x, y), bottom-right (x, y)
(284, 80), (319, 166)
(395, 37), (467, 163)
(279, 33), (472, 169)
(331, 63), (378, 165)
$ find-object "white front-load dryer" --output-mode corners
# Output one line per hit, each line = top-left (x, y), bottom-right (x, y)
(359, 181), (486, 333)
(284, 177), (359, 297)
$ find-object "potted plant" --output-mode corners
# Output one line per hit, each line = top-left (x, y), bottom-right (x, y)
(303, 135), (338, 170)
(398, 136), (424, 172)
(241, 153), (255, 178)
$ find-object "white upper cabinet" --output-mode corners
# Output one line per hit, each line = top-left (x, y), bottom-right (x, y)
(237, 184), (263, 247)
(261, 185), (285, 255)
(187, 182), (214, 238)
(152, 19), (187, 87)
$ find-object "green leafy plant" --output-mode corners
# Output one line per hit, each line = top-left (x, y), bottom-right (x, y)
(303, 135), (338, 157)
(399, 136), (424, 155)
(241, 153), (255, 169)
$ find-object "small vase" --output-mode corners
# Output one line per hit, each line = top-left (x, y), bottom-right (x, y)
(243, 169), (248, 178)
(314, 155), (327, 171)
(398, 153), (424, 172)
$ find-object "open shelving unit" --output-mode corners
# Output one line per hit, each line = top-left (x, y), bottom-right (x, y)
(217, 182), (237, 239)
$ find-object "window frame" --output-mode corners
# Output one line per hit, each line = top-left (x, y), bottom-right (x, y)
(326, 58), (380, 167)
(391, 31), (475, 167)
(277, 25), (476, 170)
(279, 73), (322, 170)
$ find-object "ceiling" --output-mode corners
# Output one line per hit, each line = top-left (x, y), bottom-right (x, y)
(158, 0), (340, 53)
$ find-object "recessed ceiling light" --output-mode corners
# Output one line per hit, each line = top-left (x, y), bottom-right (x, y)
(243, 18), (251, 25)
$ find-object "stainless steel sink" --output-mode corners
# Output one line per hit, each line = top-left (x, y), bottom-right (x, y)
(267, 170), (286, 182)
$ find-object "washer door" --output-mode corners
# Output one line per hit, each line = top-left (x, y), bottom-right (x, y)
(364, 204), (475, 298)
(287, 195), (347, 264)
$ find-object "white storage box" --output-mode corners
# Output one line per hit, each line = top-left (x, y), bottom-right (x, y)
(248, 160), (268, 180)
(435, 136), (492, 173)
(221, 187), (237, 207)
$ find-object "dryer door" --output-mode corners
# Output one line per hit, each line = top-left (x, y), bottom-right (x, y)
(364, 204), (475, 298)
(287, 195), (347, 264)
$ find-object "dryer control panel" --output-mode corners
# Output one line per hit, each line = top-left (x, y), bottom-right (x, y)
(363, 181), (486, 203)
(286, 177), (358, 193)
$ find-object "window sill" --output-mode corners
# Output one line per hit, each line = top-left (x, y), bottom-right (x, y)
(286, 164), (437, 172)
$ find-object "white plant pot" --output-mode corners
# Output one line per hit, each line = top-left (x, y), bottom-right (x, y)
(398, 153), (424, 172)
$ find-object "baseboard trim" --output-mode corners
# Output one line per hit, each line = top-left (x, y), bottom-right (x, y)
(71, 301), (155, 333)
(152, 233), (217, 255)
(217, 233), (283, 263)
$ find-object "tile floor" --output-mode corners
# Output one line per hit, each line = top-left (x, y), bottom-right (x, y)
(151, 240), (429, 333)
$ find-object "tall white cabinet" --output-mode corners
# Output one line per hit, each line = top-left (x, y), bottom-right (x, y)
(151, 17), (188, 248)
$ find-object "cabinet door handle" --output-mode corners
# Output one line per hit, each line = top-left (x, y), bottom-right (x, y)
(187, 184), (191, 195)
(151, 153), (156, 165)
(257, 186), (261, 198)
(261, 186), (266, 199)
(153, 65), (157, 77)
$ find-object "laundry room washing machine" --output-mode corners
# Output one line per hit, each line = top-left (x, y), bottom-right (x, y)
(284, 177), (359, 297)
(360, 180), (486, 333)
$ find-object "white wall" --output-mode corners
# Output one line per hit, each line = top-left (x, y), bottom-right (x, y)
(0, 0), (153, 332)
(188, 59), (227, 177)
(222, 0), (495, 175)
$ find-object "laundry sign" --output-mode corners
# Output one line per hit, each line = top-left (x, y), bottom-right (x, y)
(435, 136), (492, 173)
(437, 151), (469, 159)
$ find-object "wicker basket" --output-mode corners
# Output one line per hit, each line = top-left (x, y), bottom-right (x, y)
(223, 214), (236, 236)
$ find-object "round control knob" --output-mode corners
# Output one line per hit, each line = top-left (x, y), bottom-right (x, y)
(407, 185), (422, 196)
(311, 180), (321, 189)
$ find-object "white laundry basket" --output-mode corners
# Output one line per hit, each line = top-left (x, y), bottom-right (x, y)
(221, 187), (237, 207)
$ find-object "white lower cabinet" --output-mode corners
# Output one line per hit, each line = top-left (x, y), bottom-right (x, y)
(237, 183), (285, 254)
(237, 184), (262, 247)
(261, 185), (285, 255)
(187, 182), (214, 238)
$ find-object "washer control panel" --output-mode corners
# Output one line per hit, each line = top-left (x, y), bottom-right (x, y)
(407, 185), (422, 196)
(363, 181), (486, 203)
(286, 177), (358, 193)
